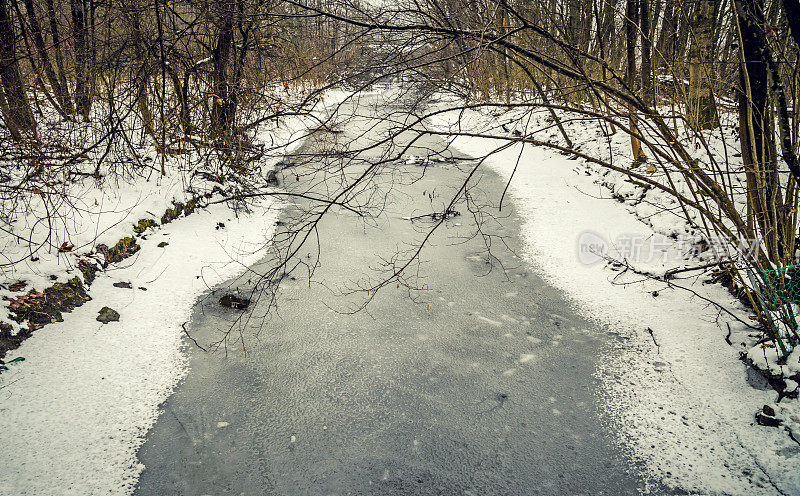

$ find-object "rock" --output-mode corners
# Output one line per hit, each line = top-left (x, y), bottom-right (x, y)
(756, 406), (782, 427)
(215, 222), (226, 230)
(138, 286), (148, 291)
(96, 307), (120, 324)
(112, 281), (133, 289)
(266, 170), (279, 186)
(219, 294), (250, 310)
(157, 241), (169, 248)
(217, 421), (229, 428)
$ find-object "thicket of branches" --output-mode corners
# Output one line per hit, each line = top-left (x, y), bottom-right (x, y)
(286, 0), (800, 356)
(2, 0), (800, 356)
(0, 0), (368, 185)
(0, 0), (373, 282)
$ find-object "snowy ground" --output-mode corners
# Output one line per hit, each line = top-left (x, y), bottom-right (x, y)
(429, 104), (800, 494)
(0, 202), (280, 494)
(0, 91), (349, 494)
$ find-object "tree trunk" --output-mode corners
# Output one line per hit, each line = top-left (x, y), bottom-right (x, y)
(656, 0), (676, 68)
(45, 0), (72, 114)
(640, 0), (654, 106)
(128, 11), (158, 147)
(735, 0), (789, 262)
(211, 14), (235, 142)
(70, 0), (91, 118)
(783, 0), (800, 48)
(626, 0), (645, 162)
(21, 0), (73, 114)
(0, 0), (36, 139)
(687, 0), (720, 130)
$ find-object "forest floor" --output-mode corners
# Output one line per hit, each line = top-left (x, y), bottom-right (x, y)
(0, 86), (798, 495)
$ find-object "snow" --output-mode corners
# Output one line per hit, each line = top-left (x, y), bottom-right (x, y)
(429, 105), (800, 494)
(0, 88), (349, 337)
(0, 202), (280, 495)
(0, 89), (350, 494)
(0, 173), (195, 329)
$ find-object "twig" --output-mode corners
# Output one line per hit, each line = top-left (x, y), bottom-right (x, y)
(647, 327), (660, 352)
(0, 377), (22, 390)
(609, 256), (760, 330)
(788, 428), (800, 447)
(402, 209), (460, 222)
(664, 261), (723, 280)
(181, 321), (207, 352)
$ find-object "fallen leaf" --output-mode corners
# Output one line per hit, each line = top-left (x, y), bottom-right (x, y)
(8, 281), (26, 292)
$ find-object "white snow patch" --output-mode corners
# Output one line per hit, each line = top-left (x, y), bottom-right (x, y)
(519, 353), (536, 364)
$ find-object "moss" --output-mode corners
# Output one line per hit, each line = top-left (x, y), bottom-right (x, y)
(97, 237), (140, 266)
(160, 197), (201, 225)
(108, 237), (139, 264)
(5, 277), (90, 329)
(78, 259), (99, 286)
(133, 218), (158, 234)
(161, 202), (185, 224)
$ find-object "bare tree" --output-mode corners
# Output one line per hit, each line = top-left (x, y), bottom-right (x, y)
(0, 0), (36, 139)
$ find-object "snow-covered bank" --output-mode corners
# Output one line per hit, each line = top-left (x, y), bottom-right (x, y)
(0, 89), (351, 494)
(0, 202), (279, 494)
(429, 107), (800, 494)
